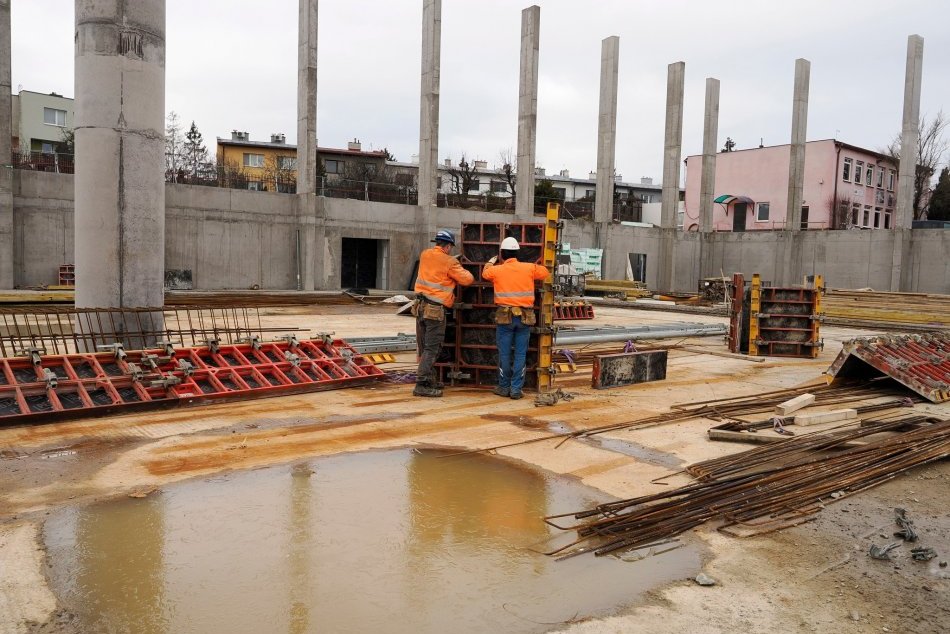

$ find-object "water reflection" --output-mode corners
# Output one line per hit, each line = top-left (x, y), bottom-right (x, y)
(44, 449), (700, 634)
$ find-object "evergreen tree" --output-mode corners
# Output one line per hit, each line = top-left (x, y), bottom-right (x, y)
(927, 167), (950, 221)
(183, 121), (209, 180)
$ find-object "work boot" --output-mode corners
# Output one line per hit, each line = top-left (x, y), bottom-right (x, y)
(493, 386), (510, 397)
(413, 384), (443, 398)
(509, 392), (524, 400)
(427, 375), (445, 390)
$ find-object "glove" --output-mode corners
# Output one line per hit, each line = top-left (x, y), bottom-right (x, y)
(487, 256), (498, 265)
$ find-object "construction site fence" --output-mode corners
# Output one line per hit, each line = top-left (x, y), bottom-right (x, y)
(0, 305), (306, 357)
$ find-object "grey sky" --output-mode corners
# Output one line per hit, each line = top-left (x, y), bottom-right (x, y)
(11, 0), (950, 182)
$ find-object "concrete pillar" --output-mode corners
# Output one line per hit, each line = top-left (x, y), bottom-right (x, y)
(891, 34), (924, 292)
(699, 78), (720, 233)
(786, 58), (810, 231)
(657, 61), (684, 293)
(894, 35), (923, 230)
(74, 1), (166, 340)
(296, 0), (318, 195)
(0, 0), (13, 289)
(417, 0), (441, 211)
(514, 5), (540, 220)
(296, 0), (319, 289)
(660, 62), (685, 229)
(594, 36), (619, 227)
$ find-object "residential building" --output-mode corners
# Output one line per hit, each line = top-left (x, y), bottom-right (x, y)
(12, 90), (74, 154)
(683, 139), (898, 231)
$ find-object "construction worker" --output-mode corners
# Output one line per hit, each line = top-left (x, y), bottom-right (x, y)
(482, 236), (549, 400)
(412, 230), (474, 397)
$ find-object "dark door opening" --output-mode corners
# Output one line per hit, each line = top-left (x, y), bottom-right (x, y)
(800, 206), (810, 230)
(341, 238), (388, 290)
(732, 203), (747, 232)
(628, 253), (647, 283)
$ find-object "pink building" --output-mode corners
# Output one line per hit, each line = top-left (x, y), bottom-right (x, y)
(683, 140), (899, 232)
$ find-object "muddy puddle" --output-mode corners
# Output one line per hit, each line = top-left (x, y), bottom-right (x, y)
(43, 449), (700, 633)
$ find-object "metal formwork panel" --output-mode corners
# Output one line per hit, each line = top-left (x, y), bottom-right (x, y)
(727, 273), (822, 358)
(436, 213), (556, 391)
(827, 332), (950, 403)
(0, 337), (384, 426)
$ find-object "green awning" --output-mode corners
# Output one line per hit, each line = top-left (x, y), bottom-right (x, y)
(714, 194), (755, 205)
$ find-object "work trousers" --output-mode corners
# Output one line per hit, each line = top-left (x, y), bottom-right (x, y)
(496, 316), (530, 395)
(416, 311), (446, 385)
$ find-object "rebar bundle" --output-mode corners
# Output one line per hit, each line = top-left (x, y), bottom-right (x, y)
(545, 416), (950, 557)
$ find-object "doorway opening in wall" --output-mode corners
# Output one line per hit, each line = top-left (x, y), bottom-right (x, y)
(732, 203), (747, 232)
(628, 253), (647, 283)
(341, 238), (389, 290)
(800, 206), (810, 230)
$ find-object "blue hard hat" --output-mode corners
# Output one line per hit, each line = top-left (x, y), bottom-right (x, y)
(432, 230), (456, 245)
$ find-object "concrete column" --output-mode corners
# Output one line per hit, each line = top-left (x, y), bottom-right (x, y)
(594, 36), (619, 226)
(660, 62), (685, 228)
(0, 0), (13, 289)
(296, 0), (319, 289)
(657, 61), (684, 293)
(74, 1), (166, 340)
(296, 0), (318, 195)
(894, 35), (923, 230)
(514, 5), (540, 220)
(699, 78), (720, 233)
(786, 58), (810, 231)
(890, 34), (924, 292)
(417, 0), (441, 211)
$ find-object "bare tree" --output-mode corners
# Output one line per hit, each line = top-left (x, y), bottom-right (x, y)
(499, 148), (516, 208)
(164, 111), (184, 182)
(263, 153), (297, 193)
(447, 154), (479, 204)
(884, 111), (949, 220)
(828, 194), (854, 229)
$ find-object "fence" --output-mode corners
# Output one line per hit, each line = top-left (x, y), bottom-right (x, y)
(12, 151), (74, 174)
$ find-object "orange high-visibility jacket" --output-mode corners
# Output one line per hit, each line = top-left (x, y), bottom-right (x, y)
(482, 258), (549, 308)
(414, 247), (474, 308)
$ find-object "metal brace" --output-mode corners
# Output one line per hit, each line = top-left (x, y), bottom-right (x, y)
(97, 343), (127, 361)
(150, 375), (182, 389)
(139, 353), (161, 370)
(277, 334), (299, 349)
(125, 363), (144, 382)
(237, 335), (262, 350)
(205, 338), (220, 354)
(446, 371), (471, 380)
(42, 368), (58, 390)
(156, 340), (179, 358)
(283, 350), (301, 367)
(177, 358), (195, 377)
(314, 332), (335, 346)
(15, 346), (45, 366)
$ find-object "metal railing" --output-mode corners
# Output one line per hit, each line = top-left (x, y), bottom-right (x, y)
(12, 151), (74, 174)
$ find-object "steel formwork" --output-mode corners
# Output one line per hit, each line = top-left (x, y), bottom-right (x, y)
(434, 207), (558, 390)
(727, 274), (823, 358)
(0, 337), (384, 426)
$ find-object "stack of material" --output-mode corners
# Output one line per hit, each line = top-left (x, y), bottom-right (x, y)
(823, 289), (950, 329)
(584, 279), (652, 300)
(546, 415), (950, 557)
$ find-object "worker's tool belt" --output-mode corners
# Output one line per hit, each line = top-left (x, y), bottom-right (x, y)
(414, 296), (446, 322)
(494, 306), (536, 326)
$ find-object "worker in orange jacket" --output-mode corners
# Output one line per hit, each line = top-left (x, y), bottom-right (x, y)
(412, 230), (474, 397)
(482, 236), (549, 399)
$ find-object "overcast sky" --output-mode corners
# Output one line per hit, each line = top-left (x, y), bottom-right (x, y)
(11, 0), (950, 182)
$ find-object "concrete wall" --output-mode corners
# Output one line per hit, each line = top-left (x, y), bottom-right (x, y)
(9, 171), (950, 295)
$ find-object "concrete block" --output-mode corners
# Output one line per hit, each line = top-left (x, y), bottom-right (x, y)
(793, 408), (857, 427)
(775, 393), (815, 416)
(592, 350), (667, 389)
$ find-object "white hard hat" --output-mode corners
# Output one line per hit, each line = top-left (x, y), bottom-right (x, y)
(500, 237), (520, 250)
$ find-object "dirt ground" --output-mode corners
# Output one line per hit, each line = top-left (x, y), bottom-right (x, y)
(0, 303), (947, 633)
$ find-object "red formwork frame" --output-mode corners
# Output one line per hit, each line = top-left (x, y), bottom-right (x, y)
(0, 337), (384, 426)
(553, 302), (595, 321)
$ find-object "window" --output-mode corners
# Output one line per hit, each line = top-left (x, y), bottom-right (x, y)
(641, 194), (654, 203)
(43, 107), (66, 126)
(884, 212), (891, 229)
(873, 209), (881, 228)
(277, 156), (296, 170)
(324, 159), (343, 174)
(850, 204), (860, 226)
(866, 164), (873, 186)
(887, 169), (895, 191)
(887, 193), (895, 207)
(877, 167), (884, 188)
(243, 153), (264, 168)
(468, 179), (480, 191)
(247, 181), (261, 191)
(436, 176), (443, 190)
(585, 189), (595, 198)
(41, 142), (55, 154)
(553, 187), (566, 198)
(854, 161), (864, 185)
(875, 189), (885, 205)
(842, 157), (853, 181)
(490, 180), (507, 193)
(756, 202), (770, 222)
(863, 207), (870, 227)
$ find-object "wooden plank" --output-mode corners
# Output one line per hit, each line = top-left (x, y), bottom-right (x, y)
(775, 393), (815, 415)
